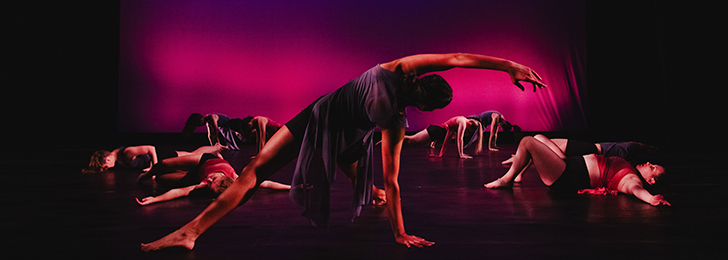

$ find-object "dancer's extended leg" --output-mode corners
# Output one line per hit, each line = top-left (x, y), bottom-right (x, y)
(141, 127), (300, 252)
(403, 129), (432, 146)
(138, 154), (205, 183)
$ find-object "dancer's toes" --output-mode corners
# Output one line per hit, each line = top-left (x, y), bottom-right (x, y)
(141, 230), (196, 252)
(484, 178), (513, 189)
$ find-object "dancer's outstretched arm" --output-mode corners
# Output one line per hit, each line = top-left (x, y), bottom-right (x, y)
(205, 114), (220, 146)
(488, 113), (500, 151)
(454, 117), (471, 159)
(382, 53), (546, 91)
(618, 175), (671, 206)
(136, 184), (205, 205)
(381, 127), (434, 248)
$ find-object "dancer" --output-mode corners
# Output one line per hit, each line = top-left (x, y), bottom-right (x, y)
(141, 53), (546, 252)
(83, 144), (226, 174)
(136, 153), (290, 206)
(504, 134), (659, 182)
(183, 113), (248, 150)
(466, 110), (517, 152)
(403, 116), (483, 159)
(238, 116), (283, 156)
(484, 136), (670, 206)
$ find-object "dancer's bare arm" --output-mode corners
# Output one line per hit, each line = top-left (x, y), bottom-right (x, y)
(618, 175), (671, 206)
(380, 127), (434, 247)
(381, 53), (546, 91)
(124, 145), (158, 171)
(136, 184), (205, 206)
(488, 113), (500, 151)
(205, 114), (220, 146)
(455, 117), (471, 159)
(438, 130), (454, 158)
(256, 117), (269, 152)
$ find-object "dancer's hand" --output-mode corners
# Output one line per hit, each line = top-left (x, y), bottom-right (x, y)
(507, 62), (546, 92)
(650, 195), (671, 206)
(395, 233), (434, 248)
(136, 197), (156, 206)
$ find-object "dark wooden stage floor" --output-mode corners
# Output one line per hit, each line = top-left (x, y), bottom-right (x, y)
(4, 138), (727, 260)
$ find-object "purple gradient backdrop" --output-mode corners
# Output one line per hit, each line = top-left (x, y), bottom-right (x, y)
(119, 0), (586, 133)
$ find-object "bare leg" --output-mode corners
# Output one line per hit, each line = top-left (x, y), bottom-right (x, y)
(510, 135), (566, 183)
(485, 136), (567, 188)
(339, 161), (387, 205)
(534, 135), (567, 156)
(259, 180), (291, 190)
(138, 154), (206, 183)
(403, 129), (432, 146)
(141, 127), (301, 252)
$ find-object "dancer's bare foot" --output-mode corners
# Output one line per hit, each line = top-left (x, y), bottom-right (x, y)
(372, 188), (387, 206)
(484, 177), (513, 189)
(141, 228), (197, 252)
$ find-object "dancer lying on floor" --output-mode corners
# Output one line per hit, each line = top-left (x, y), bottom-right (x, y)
(136, 153), (290, 206)
(485, 136), (670, 206)
(403, 116), (484, 159)
(84, 144), (226, 174)
(503, 134), (659, 182)
(140, 52), (546, 252)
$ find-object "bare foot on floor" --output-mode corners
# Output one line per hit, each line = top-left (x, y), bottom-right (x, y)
(141, 229), (196, 252)
(484, 178), (513, 189)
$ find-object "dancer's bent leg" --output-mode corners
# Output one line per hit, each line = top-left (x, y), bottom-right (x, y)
(485, 136), (566, 188)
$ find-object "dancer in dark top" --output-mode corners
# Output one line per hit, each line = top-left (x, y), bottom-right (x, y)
(466, 110), (517, 151)
(141, 53), (546, 252)
(183, 113), (248, 150)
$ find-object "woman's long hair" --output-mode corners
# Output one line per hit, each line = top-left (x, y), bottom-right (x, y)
(82, 150), (110, 174)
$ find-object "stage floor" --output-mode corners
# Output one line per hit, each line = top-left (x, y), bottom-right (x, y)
(4, 141), (727, 259)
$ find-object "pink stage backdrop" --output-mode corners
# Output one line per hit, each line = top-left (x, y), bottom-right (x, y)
(119, 0), (586, 133)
